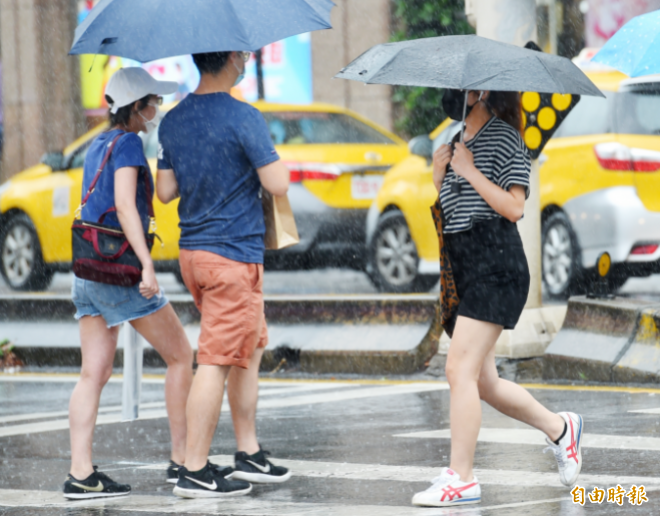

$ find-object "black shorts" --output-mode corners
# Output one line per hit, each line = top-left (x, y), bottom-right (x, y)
(444, 217), (530, 333)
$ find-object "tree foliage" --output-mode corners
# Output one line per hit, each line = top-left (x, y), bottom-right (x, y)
(391, 0), (474, 138)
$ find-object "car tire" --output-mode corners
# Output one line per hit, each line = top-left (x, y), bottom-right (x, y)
(542, 211), (585, 299)
(0, 213), (54, 291)
(367, 210), (438, 293)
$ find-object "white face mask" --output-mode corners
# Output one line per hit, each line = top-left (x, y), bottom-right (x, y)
(139, 104), (161, 134)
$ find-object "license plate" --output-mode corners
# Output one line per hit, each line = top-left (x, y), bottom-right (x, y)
(351, 175), (383, 200)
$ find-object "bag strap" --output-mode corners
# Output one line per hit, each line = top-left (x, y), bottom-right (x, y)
(78, 131), (155, 226)
(81, 132), (124, 209)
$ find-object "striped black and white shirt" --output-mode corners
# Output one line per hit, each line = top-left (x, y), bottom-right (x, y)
(440, 117), (531, 234)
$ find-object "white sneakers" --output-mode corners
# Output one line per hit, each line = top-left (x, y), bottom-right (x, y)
(412, 467), (481, 507)
(544, 411), (584, 486)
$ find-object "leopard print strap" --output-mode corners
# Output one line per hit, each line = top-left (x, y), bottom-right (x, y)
(431, 198), (460, 337)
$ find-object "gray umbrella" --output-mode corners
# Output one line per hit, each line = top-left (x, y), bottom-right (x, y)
(335, 35), (603, 97)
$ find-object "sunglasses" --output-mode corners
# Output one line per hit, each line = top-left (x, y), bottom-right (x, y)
(239, 51), (251, 62)
(150, 97), (164, 106)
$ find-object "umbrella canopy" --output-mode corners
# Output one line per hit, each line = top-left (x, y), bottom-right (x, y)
(335, 35), (603, 97)
(70, 0), (334, 62)
(592, 9), (660, 77)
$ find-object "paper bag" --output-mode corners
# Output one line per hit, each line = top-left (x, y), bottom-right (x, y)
(262, 190), (300, 250)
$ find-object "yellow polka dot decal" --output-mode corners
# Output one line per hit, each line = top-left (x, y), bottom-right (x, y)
(538, 107), (556, 131)
(551, 93), (572, 111)
(597, 252), (611, 278)
(521, 91), (580, 159)
(522, 92), (541, 112)
(524, 126), (542, 150)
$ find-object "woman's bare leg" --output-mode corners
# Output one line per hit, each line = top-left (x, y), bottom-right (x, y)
(477, 346), (565, 440)
(69, 316), (119, 480)
(130, 304), (193, 465)
(445, 316), (502, 482)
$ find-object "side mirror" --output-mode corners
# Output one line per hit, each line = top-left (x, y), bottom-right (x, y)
(40, 151), (64, 171)
(408, 135), (433, 160)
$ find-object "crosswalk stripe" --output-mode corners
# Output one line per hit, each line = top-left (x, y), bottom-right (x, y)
(0, 488), (569, 515)
(395, 428), (660, 452)
(0, 383), (448, 438)
(139, 455), (660, 489)
(629, 407), (660, 415)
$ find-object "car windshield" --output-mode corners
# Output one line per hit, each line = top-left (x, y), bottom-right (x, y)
(614, 82), (660, 136)
(552, 93), (612, 138)
(262, 112), (396, 145)
(432, 121), (461, 153)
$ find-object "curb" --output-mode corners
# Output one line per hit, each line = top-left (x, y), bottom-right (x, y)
(0, 294), (440, 375)
(543, 296), (660, 383)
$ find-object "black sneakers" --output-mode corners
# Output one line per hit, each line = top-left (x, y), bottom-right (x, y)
(228, 447), (291, 484)
(63, 467), (131, 500)
(166, 460), (181, 484)
(173, 461), (252, 499)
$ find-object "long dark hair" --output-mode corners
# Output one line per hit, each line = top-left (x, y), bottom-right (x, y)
(486, 91), (523, 135)
(105, 94), (150, 128)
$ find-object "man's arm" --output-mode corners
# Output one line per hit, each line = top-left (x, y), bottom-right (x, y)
(257, 160), (290, 197)
(156, 168), (179, 204)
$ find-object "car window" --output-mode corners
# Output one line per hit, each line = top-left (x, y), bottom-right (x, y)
(552, 93), (612, 138)
(614, 83), (660, 136)
(68, 141), (92, 169)
(432, 121), (461, 153)
(261, 112), (396, 145)
(142, 129), (159, 159)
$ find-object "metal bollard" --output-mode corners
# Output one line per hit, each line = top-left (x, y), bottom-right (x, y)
(121, 323), (143, 421)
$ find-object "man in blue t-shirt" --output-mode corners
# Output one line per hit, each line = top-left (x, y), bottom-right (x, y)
(157, 51), (291, 498)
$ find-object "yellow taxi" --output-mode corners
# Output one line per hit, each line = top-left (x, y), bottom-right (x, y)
(0, 101), (408, 290)
(365, 70), (660, 295)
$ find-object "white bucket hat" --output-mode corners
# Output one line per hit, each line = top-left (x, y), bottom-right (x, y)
(105, 67), (178, 114)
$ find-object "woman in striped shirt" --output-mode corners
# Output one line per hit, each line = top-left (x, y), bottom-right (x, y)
(412, 90), (584, 508)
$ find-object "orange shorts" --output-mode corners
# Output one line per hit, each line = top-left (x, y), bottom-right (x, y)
(179, 249), (268, 369)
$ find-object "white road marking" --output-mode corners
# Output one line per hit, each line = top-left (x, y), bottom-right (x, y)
(396, 427), (660, 452)
(629, 407), (660, 415)
(140, 455), (660, 490)
(0, 383), (352, 425)
(0, 383), (448, 438)
(0, 488), (570, 515)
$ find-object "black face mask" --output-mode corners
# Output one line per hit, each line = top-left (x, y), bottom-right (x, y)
(442, 89), (481, 121)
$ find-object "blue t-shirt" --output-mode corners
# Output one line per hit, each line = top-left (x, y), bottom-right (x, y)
(81, 129), (153, 232)
(157, 93), (279, 264)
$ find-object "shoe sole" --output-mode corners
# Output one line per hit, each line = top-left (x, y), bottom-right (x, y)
(412, 497), (481, 507)
(172, 484), (253, 499)
(227, 470), (292, 484)
(63, 491), (131, 500)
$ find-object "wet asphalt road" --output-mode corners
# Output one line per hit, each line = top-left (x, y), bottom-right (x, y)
(1, 270), (660, 301)
(1, 374), (660, 515)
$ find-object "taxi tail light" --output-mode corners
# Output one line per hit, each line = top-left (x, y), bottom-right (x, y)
(284, 162), (341, 183)
(594, 143), (660, 172)
(631, 244), (659, 255)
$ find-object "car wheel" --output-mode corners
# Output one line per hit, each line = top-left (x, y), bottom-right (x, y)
(0, 213), (54, 291)
(368, 210), (437, 293)
(542, 211), (583, 299)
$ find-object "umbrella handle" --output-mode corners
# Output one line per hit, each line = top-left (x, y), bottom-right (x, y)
(460, 90), (468, 144)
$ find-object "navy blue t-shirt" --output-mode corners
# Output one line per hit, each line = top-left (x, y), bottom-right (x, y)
(157, 93), (279, 264)
(81, 130), (153, 232)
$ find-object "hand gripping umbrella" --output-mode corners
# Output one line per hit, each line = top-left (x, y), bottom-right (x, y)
(335, 35), (604, 143)
(70, 0), (334, 63)
(592, 9), (660, 77)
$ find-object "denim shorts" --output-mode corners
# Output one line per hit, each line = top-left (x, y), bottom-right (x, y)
(72, 276), (169, 328)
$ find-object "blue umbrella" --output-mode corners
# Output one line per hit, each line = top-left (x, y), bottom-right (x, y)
(592, 9), (660, 77)
(70, 0), (334, 62)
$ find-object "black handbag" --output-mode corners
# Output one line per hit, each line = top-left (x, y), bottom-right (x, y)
(71, 133), (155, 286)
